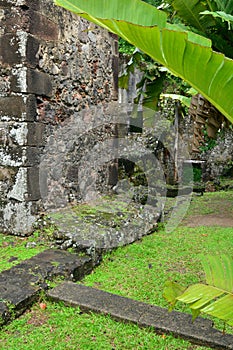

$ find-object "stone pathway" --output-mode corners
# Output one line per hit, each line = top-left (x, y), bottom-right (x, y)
(48, 282), (233, 350)
(0, 249), (96, 326)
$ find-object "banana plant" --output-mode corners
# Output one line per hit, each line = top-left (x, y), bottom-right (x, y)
(165, 0), (233, 146)
(54, 0), (233, 124)
(166, 0), (233, 57)
(163, 255), (233, 327)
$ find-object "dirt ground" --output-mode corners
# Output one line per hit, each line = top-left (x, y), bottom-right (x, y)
(184, 214), (233, 227)
(182, 192), (233, 228)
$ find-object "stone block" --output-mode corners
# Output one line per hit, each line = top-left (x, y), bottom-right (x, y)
(0, 6), (28, 34)
(111, 55), (118, 100)
(0, 34), (21, 65)
(25, 146), (42, 166)
(0, 95), (37, 121)
(0, 200), (37, 234)
(0, 96), (23, 119)
(0, 120), (28, 146)
(26, 34), (40, 67)
(27, 69), (53, 96)
(48, 283), (233, 350)
(0, 31), (39, 67)
(7, 167), (28, 201)
(0, 166), (17, 196)
(11, 68), (53, 97)
(10, 67), (28, 93)
(0, 250), (93, 325)
(27, 122), (45, 146)
(0, 146), (24, 167)
(27, 166), (41, 201)
(26, 94), (37, 121)
(29, 10), (59, 41)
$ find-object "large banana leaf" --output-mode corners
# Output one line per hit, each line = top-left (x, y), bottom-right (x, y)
(54, 0), (233, 123)
(163, 255), (233, 326)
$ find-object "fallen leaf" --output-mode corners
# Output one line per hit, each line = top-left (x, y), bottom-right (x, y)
(39, 303), (47, 310)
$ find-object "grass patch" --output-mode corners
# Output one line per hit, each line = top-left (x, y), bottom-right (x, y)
(164, 190), (233, 219)
(0, 301), (210, 350)
(184, 191), (233, 217)
(82, 226), (233, 307)
(0, 227), (54, 272)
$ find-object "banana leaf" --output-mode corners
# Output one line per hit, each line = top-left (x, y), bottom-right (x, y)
(168, 1), (233, 59)
(201, 10), (233, 29)
(164, 255), (233, 326)
(168, 0), (216, 31)
(54, 0), (233, 123)
(213, 0), (233, 14)
(161, 94), (191, 108)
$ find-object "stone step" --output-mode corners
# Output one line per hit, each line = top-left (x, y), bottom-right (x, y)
(50, 195), (161, 252)
(48, 282), (233, 350)
(0, 249), (96, 326)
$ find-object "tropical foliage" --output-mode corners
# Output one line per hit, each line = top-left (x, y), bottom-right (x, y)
(119, 49), (168, 110)
(166, 0), (233, 59)
(164, 0), (233, 146)
(54, 0), (233, 124)
(163, 255), (233, 327)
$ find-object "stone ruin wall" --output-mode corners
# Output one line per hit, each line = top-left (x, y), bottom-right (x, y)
(0, 0), (118, 235)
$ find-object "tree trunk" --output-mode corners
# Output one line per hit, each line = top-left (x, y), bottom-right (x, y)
(189, 94), (228, 153)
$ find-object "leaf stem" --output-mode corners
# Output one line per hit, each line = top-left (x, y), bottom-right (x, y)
(206, 0), (214, 12)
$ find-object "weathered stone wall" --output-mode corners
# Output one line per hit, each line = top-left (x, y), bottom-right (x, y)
(0, 0), (118, 234)
(204, 129), (233, 180)
(118, 66), (190, 186)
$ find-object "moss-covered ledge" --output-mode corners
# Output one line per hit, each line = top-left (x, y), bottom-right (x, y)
(49, 194), (162, 253)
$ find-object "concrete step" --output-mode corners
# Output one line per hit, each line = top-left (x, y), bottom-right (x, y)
(0, 249), (95, 326)
(48, 282), (233, 350)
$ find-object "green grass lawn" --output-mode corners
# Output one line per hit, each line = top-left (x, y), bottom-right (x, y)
(82, 225), (233, 307)
(0, 190), (233, 349)
(0, 229), (52, 272)
(0, 301), (208, 350)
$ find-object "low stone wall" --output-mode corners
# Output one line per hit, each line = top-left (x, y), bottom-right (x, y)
(204, 129), (233, 180)
(0, 0), (118, 235)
